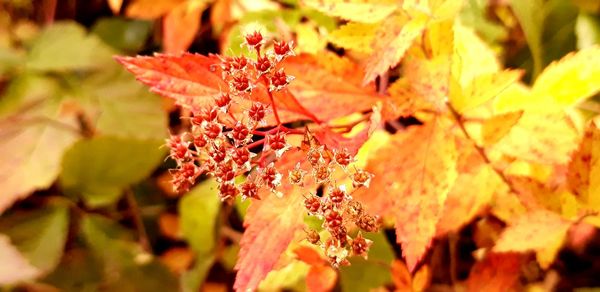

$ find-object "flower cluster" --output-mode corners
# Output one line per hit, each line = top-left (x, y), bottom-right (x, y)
(165, 31), (379, 266)
(167, 31), (295, 201)
(299, 145), (380, 266)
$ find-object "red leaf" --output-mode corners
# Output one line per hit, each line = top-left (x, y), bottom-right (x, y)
(281, 53), (382, 121)
(294, 246), (336, 292)
(162, 2), (203, 53)
(313, 107), (381, 155)
(234, 150), (315, 291)
(466, 253), (523, 292)
(354, 120), (457, 270)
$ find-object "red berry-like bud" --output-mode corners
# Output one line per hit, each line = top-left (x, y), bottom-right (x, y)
(209, 143), (228, 163)
(331, 225), (348, 246)
(334, 148), (353, 167)
(306, 229), (320, 245)
(329, 186), (346, 204)
(218, 182), (239, 202)
(215, 161), (236, 182)
(255, 56), (271, 73)
(231, 122), (250, 144)
(261, 163), (281, 189)
(248, 103), (267, 123)
(193, 134), (207, 148)
(307, 147), (323, 166)
(203, 122), (222, 140)
(245, 31), (263, 48)
(192, 107), (219, 125)
(267, 132), (288, 157)
(345, 200), (363, 220)
(325, 210), (343, 229)
(231, 56), (248, 70)
(314, 163), (332, 184)
(351, 169), (373, 188)
(232, 74), (251, 92)
(356, 214), (380, 232)
(270, 69), (290, 90)
(304, 195), (321, 213)
(351, 233), (372, 258)
(240, 181), (260, 200)
(274, 40), (292, 57)
(215, 93), (231, 109)
(288, 163), (306, 185)
(232, 147), (251, 167)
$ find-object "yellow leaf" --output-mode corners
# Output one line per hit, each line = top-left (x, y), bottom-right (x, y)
(430, 0), (463, 20)
(363, 12), (429, 83)
(567, 120), (600, 210)
(481, 111), (523, 146)
(126, 0), (184, 19)
(328, 22), (377, 53)
(412, 265), (431, 292)
(532, 46), (600, 110)
(302, 0), (399, 23)
(451, 70), (523, 113)
(493, 210), (571, 269)
(491, 113), (579, 165)
(452, 22), (501, 87)
(108, 0), (123, 14)
(295, 23), (326, 55)
(162, 1), (205, 53)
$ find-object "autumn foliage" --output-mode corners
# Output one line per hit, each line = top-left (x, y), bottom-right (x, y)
(2, 0), (600, 291)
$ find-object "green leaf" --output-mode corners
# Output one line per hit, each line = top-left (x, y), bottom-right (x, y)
(576, 13), (600, 49)
(510, 0), (544, 78)
(0, 205), (70, 273)
(181, 255), (215, 292)
(42, 248), (104, 291)
(91, 17), (152, 53)
(0, 234), (40, 285)
(339, 232), (395, 291)
(26, 21), (115, 72)
(82, 65), (168, 140)
(60, 137), (166, 207)
(0, 73), (61, 118)
(179, 179), (221, 255)
(0, 97), (80, 214)
(81, 214), (179, 291)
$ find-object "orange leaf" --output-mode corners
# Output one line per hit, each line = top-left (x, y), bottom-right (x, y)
(567, 120), (600, 208)
(391, 260), (412, 292)
(480, 111), (523, 146)
(294, 246), (337, 292)
(163, 2), (203, 53)
(491, 113), (579, 165)
(363, 12), (428, 84)
(116, 54), (320, 123)
(126, 0), (184, 19)
(282, 53), (382, 122)
(356, 120), (457, 270)
(466, 253), (523, 292)
(493, 210), (572, 268)
(313, 107), (382, 155)
(108, 0), (123, 14)
(234, 150), (315, 291)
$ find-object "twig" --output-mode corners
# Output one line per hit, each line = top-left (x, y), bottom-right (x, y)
(221, 226), (242, 244)
(446, 102), (533, 210)
(125, 189), (151, 252)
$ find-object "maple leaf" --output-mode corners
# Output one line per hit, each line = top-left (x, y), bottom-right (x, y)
(355, 120), (458, 271)
(115, 53), (319, 123)
(490, 112), (579, 165)
(281, 53), (382, 121)
(466, 253), (523, 292)
(294, 246), (337, 292)
(493, 210), (572, 268)
(391, 260), (431, 292)
(0, 234), (40, 284)
(328, 22), (377, 54)
(480, 111), (524, 146)
(362, 12), (428, 84)
(163, 2), (206, 53)
(302, 0), (399, 24)
(313, 107), (382, 156)
(567, 120), (600, 210)
(233, 150), (314, 291)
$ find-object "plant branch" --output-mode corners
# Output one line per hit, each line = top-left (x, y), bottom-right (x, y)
(446, 102), (533, 210)
(125, 189), (151, 252)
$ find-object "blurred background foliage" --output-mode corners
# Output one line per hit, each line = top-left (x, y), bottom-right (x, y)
(0, 0), (599, 291)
